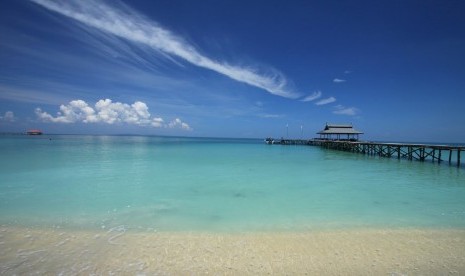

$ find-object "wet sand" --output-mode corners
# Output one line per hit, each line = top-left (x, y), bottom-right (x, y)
(1, 226), (464, 275)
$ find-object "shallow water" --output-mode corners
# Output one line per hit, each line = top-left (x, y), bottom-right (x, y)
(1, 135), (464, 232)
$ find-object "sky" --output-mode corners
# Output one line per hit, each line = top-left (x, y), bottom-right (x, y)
(1, 0), (464, 142)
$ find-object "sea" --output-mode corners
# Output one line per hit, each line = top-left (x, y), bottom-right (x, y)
(1, 134), (465, 232)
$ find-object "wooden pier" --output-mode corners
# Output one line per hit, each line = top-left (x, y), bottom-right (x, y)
(267, 139), (464, 168)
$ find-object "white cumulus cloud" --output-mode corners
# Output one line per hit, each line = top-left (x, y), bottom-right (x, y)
(301, 90), (322, 102)
(315, 97), (336, 105)
(35, 99), (191, 130)
(0, 111), (15, 122)
(333, 78), (346, 83)
(167, 118), (192, 131)
(35, 100), (93, 123)
(151, 117), (164, 128)
(92, 99), (151, 125)
(31, 0), (299, 99)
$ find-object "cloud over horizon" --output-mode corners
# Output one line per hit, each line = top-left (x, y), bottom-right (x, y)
(35, 99), (192, 130)
(167, 118), (191, 130)
(31, 0), (299, 99)
(0, 111), (15, 122)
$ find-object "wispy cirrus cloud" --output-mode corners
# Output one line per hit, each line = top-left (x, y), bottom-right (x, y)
(258, 114), (285, 118)
(0, 84), (73, 105)
(35, 99), (192, 130)
(301, 90), (322, 102)
(333, 78), (346, 83)
(31, 0), (298, 99)
(315, 97), (336, 105)
(333, 105), (359, 116)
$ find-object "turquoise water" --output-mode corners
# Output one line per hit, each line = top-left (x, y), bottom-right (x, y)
(0, 135), (464, 232)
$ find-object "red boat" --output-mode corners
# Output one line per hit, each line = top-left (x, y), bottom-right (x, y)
(26, 129), (43, 135)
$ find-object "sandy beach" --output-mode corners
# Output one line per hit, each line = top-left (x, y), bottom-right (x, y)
(1, 226), (464, 275)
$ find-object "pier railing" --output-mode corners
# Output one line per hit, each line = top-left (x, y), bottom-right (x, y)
(267, 139), (464, 167)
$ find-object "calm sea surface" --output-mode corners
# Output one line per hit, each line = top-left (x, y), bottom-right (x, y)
(1, 135), (464, 232)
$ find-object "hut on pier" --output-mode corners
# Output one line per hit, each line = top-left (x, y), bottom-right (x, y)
(317, 123), (363, 141)
(26, 129), (43, 135)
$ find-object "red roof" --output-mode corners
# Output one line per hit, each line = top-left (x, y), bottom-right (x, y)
(27, 129), (43, 135)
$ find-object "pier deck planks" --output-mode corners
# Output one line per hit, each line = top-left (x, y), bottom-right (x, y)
(268, 139), (464, 167)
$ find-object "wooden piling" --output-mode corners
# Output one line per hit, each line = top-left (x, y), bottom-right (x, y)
(458, 150), (461, 167)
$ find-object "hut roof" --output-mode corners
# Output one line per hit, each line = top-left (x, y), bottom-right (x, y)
(26, 129), (43, 135)
(317, 123), (363, 135)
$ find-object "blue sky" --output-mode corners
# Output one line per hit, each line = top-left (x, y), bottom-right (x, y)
(1, 0), (464, 142)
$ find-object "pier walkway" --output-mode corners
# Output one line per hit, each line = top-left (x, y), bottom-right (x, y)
(267, 139), (464, 167)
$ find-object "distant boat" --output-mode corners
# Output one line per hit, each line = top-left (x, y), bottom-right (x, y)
(26, 129), (43, 135)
